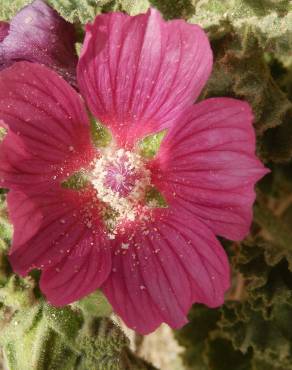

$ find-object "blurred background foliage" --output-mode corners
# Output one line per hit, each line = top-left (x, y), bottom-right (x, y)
(0, 0), (292, 369)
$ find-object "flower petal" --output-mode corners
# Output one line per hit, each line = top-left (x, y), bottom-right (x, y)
(102, 208), (229, 334)
(0, 62), (94, 191)
(0, 0), (78, 84)
(0, 22), (10, 70)
(40, 233), (111, 306)
(151, 98), (269, 241)
(0, 22), (9, 43)
(78, 8), (212, 146)
(8, 188), (110, 281)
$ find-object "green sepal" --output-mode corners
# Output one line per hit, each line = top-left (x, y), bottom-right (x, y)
(61, 172), (88, 190)
(0, 127), (7, 142)
(90, 117), (112, 148)
(139, 130), (167, 159)
(72, 290), (112, 318)
(145, 186), (168, 208)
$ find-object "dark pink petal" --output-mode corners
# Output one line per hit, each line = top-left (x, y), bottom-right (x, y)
(8, 187), (112, 304)
(0, 22), (9, 43)
(78, 8), (212, 147)
(151, 98), (269, 241)
(8, 188), (111, 285)
(0, 0), (78, 84)
(0, 22), (10, 70)
(102, 208), (229, 334)
(40, 235), (111, 306)
(8, 189), (87, 274)
(0, 62), (94, 191)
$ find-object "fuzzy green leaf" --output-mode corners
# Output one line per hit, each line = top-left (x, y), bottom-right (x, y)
(175, 305), (221, 370)
(119, 0), (150, 15)
(0, 301), (157, 370)
(0, 275), (36, 309)
(149, 0), (195, 19)
(190, 0), (292, 57)
(201, 27), (292, 163)
(47, 0), (111, 23)
(0, 0), (30, 20)
(1, 304), (78, 370)
(72, 290), (112, 318)
(43, 304), (83, 341)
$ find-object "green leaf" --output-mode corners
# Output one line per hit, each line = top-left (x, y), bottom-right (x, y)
(119, 0), (150, 15)
(207, 338), (252, 370)
(47, 0), (111, 23)
(253, 202), (292, 253)
(0, 0), (30, 20)
(175, 305), (221, 370)
(190, 0), (292, 57)
(149, 0), (195, 19)
(78, 317), (157, 369)
(43, 304), (83, 342)
(176, 188), (292, 370)
(139, 130), (167, 159)
(0, 0), (113, 23)
(261, 109), (292, 163)
(200, 27), (292, 163)
(72, 290), (112, 318)
(1, 304), (79, 370)
(0, 275), (36, 310)
(0, 300), (157, 370)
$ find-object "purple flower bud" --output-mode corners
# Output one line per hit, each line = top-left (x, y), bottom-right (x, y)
(0, 0), (78, 85)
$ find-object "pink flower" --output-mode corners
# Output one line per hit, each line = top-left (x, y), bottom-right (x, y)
(0, 0), (78, 85)
(0, 9), (268, 334)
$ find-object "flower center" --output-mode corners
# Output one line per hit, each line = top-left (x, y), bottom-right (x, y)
(91, 148), (151, 231)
